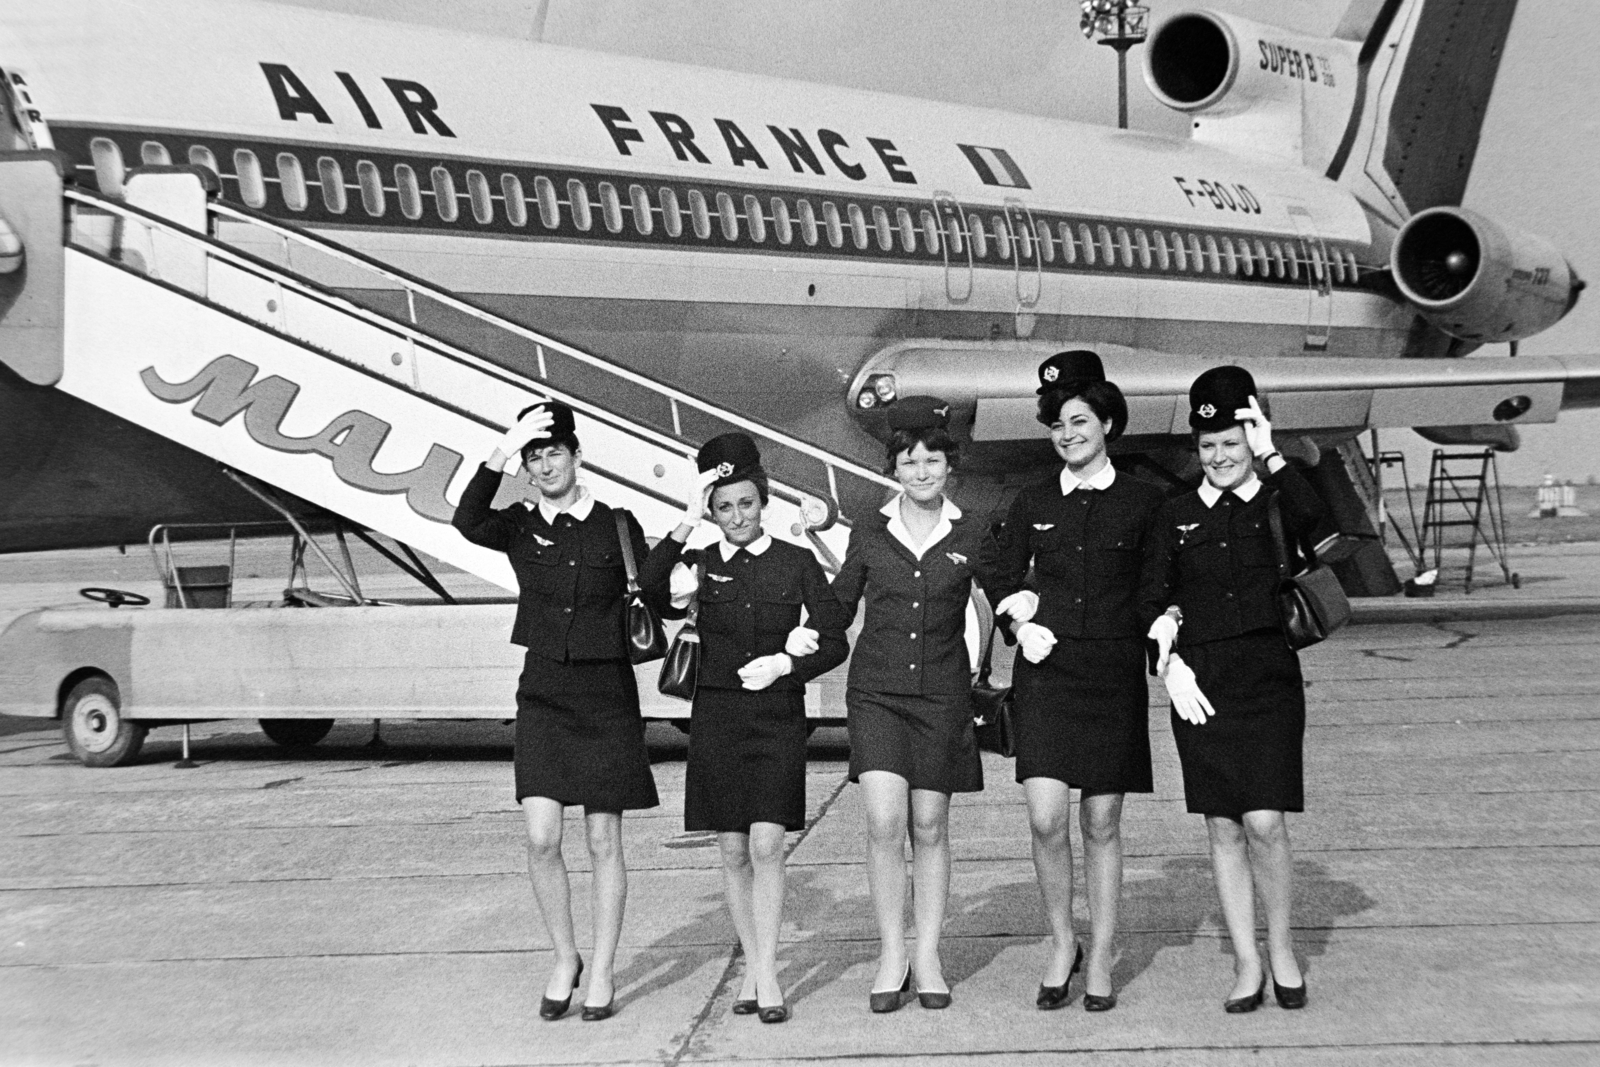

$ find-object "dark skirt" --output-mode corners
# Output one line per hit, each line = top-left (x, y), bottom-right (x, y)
(1171, 630), (1305, 816)
(514, 650), (659, 811)
(847, 688), (983, 794)
(1012, 635), (1153, 793)
(686, 686), (808, 832)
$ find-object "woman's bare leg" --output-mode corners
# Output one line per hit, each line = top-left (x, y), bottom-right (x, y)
(747, 822), (789, 1007)
(1207, 814), (1265, 1001)
(1023, 777), (1078, 986)
(909, 788), (953, 994)
(521, 797), (580, 1001)
(1079, 791), (1125, 998)
(859, 771), (911, 991)
(716, 832), (760, 1001)
(582, 810), (627, 1008)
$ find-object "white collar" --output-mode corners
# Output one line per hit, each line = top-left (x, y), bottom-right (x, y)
(881, 494), (962, 559)
(535, 486), (594, 523)
(718, 533), (773, 560)
(1198, 472), (1262, 508)
(1060, 462), (1116, 495)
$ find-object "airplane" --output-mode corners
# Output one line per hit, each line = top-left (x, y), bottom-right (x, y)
(0, 0), (1591, 594)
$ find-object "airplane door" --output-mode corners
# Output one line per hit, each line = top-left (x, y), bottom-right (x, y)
(932, 191), (973, 304)
(1003, 198), (1042, 309)
(1287, 205), (1332, 352)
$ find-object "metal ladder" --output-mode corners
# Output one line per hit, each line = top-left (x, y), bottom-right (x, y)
(1420, 448), (1517, 593)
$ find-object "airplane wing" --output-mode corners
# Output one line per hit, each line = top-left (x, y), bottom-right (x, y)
(849, 344), (1600, 443)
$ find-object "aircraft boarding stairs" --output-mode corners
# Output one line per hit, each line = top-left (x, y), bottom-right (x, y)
(1, 159), (897, 591)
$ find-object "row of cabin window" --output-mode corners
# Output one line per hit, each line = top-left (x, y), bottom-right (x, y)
(106, 137), (1362, 285)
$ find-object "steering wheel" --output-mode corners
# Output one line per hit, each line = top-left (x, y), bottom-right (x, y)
(79, 587), (152, 608)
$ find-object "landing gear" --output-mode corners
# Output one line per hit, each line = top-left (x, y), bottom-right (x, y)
(258, 719), (335, 748)
(63, 677), (147, 767)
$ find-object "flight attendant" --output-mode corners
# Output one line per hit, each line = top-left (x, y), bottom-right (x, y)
(451, 401), (661, 1023)
(1150, 367), (1324, 1013)
(979, 351), (1167, 1012)
(640, 433), (849, 1024)
(831, 396), (988, 1013)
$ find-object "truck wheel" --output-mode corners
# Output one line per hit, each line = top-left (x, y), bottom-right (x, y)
(63, 677), (148, 768)
(258, 719), (335, 748)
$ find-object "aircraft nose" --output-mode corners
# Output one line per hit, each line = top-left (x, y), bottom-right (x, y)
(1567, 268), (1586, 315)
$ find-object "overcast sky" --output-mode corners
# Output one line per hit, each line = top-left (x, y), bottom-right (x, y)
(282, 0), (1600, 485)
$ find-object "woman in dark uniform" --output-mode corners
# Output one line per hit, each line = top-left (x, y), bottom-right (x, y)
(979, 351), (1167, 1012)
(640, 433), (848, 1024)
(832, 396), (989, 1013)
(1151, 367), (1324, 1013)
(451, 401), (660, 1023)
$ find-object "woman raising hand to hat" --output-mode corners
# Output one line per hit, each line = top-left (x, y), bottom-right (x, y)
(639, 434), (849, 1023)
(831, 396), (990, 1013)
(978, 352), (1169, 1013)
(1151, 367), (1326, 1013)
(452, 401), (662, 1023)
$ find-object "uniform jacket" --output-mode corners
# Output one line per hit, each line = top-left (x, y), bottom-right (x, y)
(832, 497), (991, 695)
(451, 464), (657, 662)
(979, 465), (1168, 643)
(1154, 462), (1327, 646)
(639, 535), (849, 692)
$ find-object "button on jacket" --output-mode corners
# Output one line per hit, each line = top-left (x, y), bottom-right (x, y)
(639, 535), (849, 691)
(832, 497), (990, 695)
(979, 465), (1168, 640)
(1154, 463), (1327, 646)
(451, 464), (655, 661)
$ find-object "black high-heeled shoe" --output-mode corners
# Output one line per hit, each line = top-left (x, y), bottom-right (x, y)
(730, 998), (759, 1015)
(538, 956), (584, 1020)
(916, 986), (952, 1010)
(580, 997), (615, 1022)
(757, 1001), (789, 1024)
(1273, 978), (1308, 1009)
(1036, 945), (1083, 1010)
(1224, 976), (1266, 1014)
(869, 966), (912, 1014)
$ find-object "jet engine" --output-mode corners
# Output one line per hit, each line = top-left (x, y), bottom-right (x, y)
(1391, 207), (1582, 344)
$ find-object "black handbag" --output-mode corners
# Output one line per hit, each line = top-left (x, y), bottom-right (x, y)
(657, 557), (704, 700)
(970, 592), (1016, 758)
(615, 512), (666, 664)
(1266, 492), (1352, 651)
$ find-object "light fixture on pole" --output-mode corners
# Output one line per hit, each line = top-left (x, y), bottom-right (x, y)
(1081, 0), (1150, 130)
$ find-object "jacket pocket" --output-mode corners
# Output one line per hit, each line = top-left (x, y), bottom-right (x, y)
(756, 586), (804, 633)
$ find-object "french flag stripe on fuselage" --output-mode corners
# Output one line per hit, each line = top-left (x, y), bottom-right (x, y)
(958, 144), (1030, 189)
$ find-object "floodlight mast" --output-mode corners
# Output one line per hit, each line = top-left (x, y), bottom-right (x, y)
(1081, 0), (1150, 130)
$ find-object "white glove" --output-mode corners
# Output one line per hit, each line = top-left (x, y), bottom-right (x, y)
(1147, 613), (1180, 676)
(1233, 395), (1275, 459)
(682, 468), (720, 527)
(994, 590), (1039, 624)
(1163, 654), (1216, 725)
(784, 626), (819, 658)
(738, 653), (793, 691)
(493, 406), (556, 474)
(667, 561), (698, 610)
(1015, 621), (1057, 664)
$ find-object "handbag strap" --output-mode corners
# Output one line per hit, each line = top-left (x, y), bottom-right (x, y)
(614, 511), (641, 594)
(1265, 491), (1318, 578)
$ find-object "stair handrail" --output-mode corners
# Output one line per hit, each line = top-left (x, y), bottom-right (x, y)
(204, 200), (899, 499)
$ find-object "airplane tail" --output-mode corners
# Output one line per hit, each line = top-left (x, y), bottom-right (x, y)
(1325, 0), (1519, 221)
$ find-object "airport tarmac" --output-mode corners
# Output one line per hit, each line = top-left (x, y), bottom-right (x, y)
(1, 543), (1598, 1065)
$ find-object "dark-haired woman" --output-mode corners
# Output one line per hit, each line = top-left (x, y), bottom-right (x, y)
(979, 352), (1167, 1012)
(451, 401), (661, 1023)
(640, 433), (849, 1024)
(1151, 368), (1325, 1013)
(831, 396), (990, 1013)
